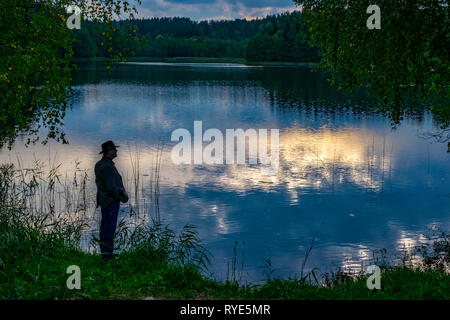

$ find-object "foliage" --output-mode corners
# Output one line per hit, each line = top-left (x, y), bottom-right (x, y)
(134, 36), (246, 58)
(293, 0), (449, 125)
(71, 16), (277, 60)
(132, 16), (274, 41)
(245, 11), (320, 63)
(0, 0), (141, 149)
(72, 13), (320, 62)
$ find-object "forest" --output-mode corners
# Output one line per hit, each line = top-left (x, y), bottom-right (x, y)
(72, 11), (320, 63)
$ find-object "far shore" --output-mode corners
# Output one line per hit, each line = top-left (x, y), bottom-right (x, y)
(71, 56), (320, 68)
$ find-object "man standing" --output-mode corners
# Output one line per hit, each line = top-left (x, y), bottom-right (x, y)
(95, 141), (129, 259)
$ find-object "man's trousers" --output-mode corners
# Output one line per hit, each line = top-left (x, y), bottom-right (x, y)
(100, 201), (120, 258)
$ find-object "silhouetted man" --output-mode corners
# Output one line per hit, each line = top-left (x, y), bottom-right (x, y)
(95, 141), (128, 259)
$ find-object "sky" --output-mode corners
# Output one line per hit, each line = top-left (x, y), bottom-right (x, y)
(135, 0), (299, 21)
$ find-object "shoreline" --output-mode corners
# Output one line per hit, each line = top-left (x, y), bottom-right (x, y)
(71, 56), (320, 68)
(2, 226), (449, 300)
(0, 161), (449, 300)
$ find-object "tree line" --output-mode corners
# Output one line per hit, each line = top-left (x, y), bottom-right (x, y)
(72, 12), (320, 62)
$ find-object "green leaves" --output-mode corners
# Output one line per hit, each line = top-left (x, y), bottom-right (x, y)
(294, 0), (449, 127)
(245, 12), (320, 63)
(0, 0), (141, 149)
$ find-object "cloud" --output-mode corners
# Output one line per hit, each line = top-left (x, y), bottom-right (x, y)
(136, 0), (298, 21)
(165, 0), (293, 7)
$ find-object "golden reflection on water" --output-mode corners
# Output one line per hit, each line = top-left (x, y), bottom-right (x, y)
(0, 125), (415, 272)
(210, 126), (392, 194)
(0, 125), (395, 202)
(8, 126), (387, 195)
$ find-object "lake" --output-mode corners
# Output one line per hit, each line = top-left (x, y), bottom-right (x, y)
(1, 62), (449, 283)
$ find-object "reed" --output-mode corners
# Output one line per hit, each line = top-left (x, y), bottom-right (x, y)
(0, 156), (210, 270)
(0, 159), (449, 299)
(226, 240), (247, 285)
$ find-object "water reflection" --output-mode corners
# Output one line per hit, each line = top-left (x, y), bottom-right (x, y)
(1, 63), (449, 281)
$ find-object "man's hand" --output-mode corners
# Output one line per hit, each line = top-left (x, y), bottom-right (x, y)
(119, 188), (129, 203)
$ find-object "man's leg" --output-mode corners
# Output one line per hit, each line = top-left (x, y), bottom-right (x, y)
(99, 202), (120, 259)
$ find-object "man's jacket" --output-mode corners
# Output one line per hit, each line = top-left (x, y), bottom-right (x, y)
(94, 157), (128, 209)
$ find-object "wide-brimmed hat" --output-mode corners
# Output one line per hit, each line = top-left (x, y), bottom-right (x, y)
(99, 140), (120, 154)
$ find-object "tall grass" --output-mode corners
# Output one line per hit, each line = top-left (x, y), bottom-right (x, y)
(226, 240), (246, 285)
(0, 158), (449, 299)
(0, 160), (211, 299)
(126, 144), (163, 223)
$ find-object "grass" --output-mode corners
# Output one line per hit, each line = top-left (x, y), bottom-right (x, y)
(0, 162), (449, 300)
(2, 228), (448, 300)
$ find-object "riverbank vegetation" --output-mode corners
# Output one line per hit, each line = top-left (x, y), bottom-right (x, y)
(1, 163), (449, 300)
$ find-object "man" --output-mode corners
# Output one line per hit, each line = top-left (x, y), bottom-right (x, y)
(95, 140), (129, 259)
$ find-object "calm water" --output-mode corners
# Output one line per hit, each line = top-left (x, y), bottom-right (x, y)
(1, 62), (449, 282)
